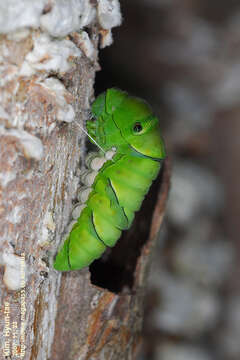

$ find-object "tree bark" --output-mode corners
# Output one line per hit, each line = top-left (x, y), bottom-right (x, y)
(0, 2), (170, 359)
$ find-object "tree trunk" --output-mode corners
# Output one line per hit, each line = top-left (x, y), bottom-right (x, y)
(0, 2), (170, 359)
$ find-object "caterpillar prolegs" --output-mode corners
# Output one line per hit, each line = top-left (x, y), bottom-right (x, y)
(54, 88), (166, 271)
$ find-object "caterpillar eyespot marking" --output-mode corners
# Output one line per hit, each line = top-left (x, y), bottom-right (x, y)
(54, 88), (166, 271)
(133, 122), (143, 133)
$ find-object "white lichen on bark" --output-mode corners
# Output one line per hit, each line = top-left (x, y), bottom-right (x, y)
(0, 0), (122, 358)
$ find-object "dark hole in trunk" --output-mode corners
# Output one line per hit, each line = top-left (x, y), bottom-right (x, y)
(90, 165), (164, 293)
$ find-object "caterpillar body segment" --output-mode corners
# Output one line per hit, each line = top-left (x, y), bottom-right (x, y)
(54, 89), (165, 271)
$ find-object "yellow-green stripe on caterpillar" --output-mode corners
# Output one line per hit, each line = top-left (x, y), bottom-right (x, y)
(54, 88), (166, 271)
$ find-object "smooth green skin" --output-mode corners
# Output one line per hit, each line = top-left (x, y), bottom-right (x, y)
(54, 89), (165, 271)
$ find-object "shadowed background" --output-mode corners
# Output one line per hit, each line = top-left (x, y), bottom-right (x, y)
(95, 1), (240, 359)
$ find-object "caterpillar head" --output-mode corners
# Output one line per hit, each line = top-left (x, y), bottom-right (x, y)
(90, 88), (166, 160)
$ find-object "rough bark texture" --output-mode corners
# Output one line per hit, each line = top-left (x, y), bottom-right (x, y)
(0, 2), (170, 359)
(0, 30), (98, 359)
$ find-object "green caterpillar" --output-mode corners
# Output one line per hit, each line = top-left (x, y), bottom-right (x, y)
(54, 88), (165, 271)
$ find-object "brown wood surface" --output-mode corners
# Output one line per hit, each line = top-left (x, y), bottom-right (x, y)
(0, 10), (170, 360)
